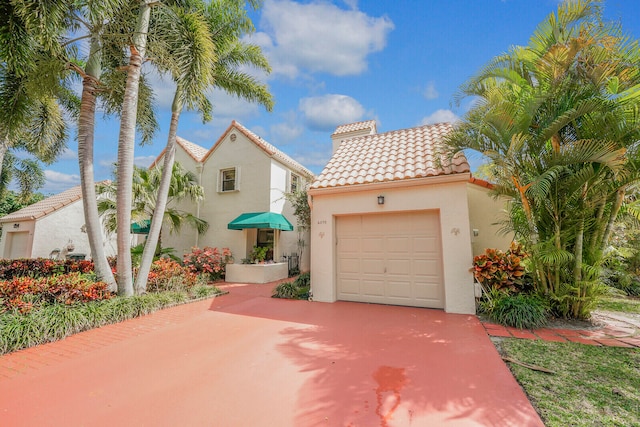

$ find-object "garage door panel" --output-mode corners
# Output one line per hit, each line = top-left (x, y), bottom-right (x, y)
(361, 280), (385, 297)
(362, 238), (384, 253)
(387, 259), (410, 275)
(339, 278), (360, 296)
(336, 211), (444, 309)
(339, 237), (361, 253)
(413, 237), (440, 253)
(387, 237), (410, 253)
(362, 258), (385, 274)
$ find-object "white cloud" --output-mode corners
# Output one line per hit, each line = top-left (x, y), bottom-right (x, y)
(271, 121), (304, 143)
(423, 81), (439, 100)
(420, 109), (460, 125)
(59, 148), (78, 160)
(42, 170), (81, 193)
(299, 94), (365, 131)
(255, 0), (394, 78)
(134, 156), (157, 168)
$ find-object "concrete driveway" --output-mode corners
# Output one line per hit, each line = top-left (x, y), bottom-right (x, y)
(0, 282), (543, 426)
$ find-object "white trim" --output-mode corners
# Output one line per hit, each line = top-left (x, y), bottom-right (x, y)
(308, 173), (471, 196)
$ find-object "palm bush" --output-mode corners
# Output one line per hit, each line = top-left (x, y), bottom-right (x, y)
(490, 294), (549, 330)
(448, 0), (640, 319)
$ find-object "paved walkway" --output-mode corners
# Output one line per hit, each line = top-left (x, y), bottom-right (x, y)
(482, 312), (640, 348)
(0, 282), (543, 427)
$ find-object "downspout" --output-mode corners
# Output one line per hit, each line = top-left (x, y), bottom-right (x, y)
(195, 163), (203, 248)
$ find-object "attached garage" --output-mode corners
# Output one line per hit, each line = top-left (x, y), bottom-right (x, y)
(309, 121), (483, 315)
(336, 211), (444, 308)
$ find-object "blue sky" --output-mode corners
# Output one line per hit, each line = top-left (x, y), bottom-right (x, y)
(37, 0), (640, 194)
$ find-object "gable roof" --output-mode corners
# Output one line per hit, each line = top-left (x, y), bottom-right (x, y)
(311, 122), (470, 190)
(332, 120), (377, 137)
(149, 136), (209, 168)
(0, 186), (83, 223)
(203, 120), (314, 179)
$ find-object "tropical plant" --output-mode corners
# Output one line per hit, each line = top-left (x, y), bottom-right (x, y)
(250, 246), (269, 263)
(489, 293), (549, 329)
(472, 243), (529, 293)
(97, 162), (208, 261)
(183, 247), (233, 281)
(447, 0), (640, 318)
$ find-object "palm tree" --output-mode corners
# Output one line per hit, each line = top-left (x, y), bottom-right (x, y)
(134, 0), (273, 293)
(447, 0), (640, 318)
(97, 163), (208, 258)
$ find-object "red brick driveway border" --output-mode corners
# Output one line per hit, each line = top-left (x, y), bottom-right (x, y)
(481, 318), (640, 348)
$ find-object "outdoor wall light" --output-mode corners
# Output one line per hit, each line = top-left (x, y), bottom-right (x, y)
(377, 195), (385, 205)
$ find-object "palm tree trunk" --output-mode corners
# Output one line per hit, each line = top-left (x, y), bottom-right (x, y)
(135, 92), (182, 294)
(116, 1), (151, 296)
(78, 37), (117, 292)
(600, 188), (625, 252)
(0, 135), (9, 181)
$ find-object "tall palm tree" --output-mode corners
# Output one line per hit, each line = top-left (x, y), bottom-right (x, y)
(133, 0), (273, 293)
(447, 0), (640, 318)
(97, 163), (208, 253)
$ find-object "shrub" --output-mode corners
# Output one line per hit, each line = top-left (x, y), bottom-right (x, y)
(294, 272), (310, 288)
(473, 242), (529, 293)
(272, 281), (298, 299)
(490, 293), (549, 329)
(0, 258), (95, 280)
(0, 273), (112, 314)
(183, 247), (232, 281)
(146, 258), (205, 293)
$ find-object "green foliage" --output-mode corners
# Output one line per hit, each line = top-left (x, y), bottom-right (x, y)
(0, 288), (221, 355)
(448, 0), (640, 319)
(272, 273), (311, 299)
(145, 258), (206, 293)
(0, 258), (94, 280)
(183, 247), (233, 281)
(130, 243), (179, 268)
(490, 293), (549, 329)
(549, 280), (605, 319)
(283, 189), (311, 230)
(473, 243), (529, 293)
(249, 246), (269, 263)
(0, 273), (112, 314)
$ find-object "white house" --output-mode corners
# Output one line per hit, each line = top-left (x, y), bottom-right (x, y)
(158, 120), (315, 276)
(0, 186), (117, 260)
(308, 121), (510, 314)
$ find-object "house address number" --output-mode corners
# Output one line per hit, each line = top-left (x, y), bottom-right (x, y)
(317, 220), (327, 225)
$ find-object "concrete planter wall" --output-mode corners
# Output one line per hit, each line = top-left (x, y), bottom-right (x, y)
(225, 262), (288, 284)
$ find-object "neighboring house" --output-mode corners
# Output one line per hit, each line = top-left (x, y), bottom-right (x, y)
(308, 121), (510, 315)
(158, 120), (314, 272)
(0, 186), (117, 260)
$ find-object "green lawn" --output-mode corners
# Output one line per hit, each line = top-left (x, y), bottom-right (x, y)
(597, 296), (640, 314)
(499, 339), (640, 426)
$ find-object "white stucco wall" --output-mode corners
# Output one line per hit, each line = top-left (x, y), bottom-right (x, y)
(309, 175), (476, 314)
(466, 183), (513, 256)
(0, 201), (117, 260)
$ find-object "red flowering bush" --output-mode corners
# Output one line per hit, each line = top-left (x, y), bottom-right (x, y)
(183, 247), (232, 281)
(0, 258), (95, 280)
(472, 242), (529, 293)
(0, 273), (111, 314)
(146, 258), (202, 292)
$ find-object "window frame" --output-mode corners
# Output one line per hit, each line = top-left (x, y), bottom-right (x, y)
(290, 173), (300, 193)
(219, 167), (238, 192)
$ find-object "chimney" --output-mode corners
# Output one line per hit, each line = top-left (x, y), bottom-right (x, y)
(331, 120), (377, 153)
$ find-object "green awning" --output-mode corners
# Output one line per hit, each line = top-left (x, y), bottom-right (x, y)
(131, 219), (151, 234)
(228, 212), (294, 231)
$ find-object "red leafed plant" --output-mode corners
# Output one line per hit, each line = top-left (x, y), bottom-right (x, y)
(183, 247), (233, 281)
(473, 242), (529, 293)
(146, 258), (202, 292)
(0, 273), (111, 314)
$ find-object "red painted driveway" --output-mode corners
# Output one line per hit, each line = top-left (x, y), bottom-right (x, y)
(0, 283), (543, 426)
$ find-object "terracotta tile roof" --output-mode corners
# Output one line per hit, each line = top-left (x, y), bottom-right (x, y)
(0, 186), (83, 222)
(205, 120), (315, 180)
(469, 176), (495, 189)
(311, 122), (469, 190)
(332, 120), (377, 136)
(150, 136), (208, 168)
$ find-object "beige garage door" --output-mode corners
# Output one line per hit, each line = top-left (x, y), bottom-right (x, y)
(336, 211), (444, 308)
